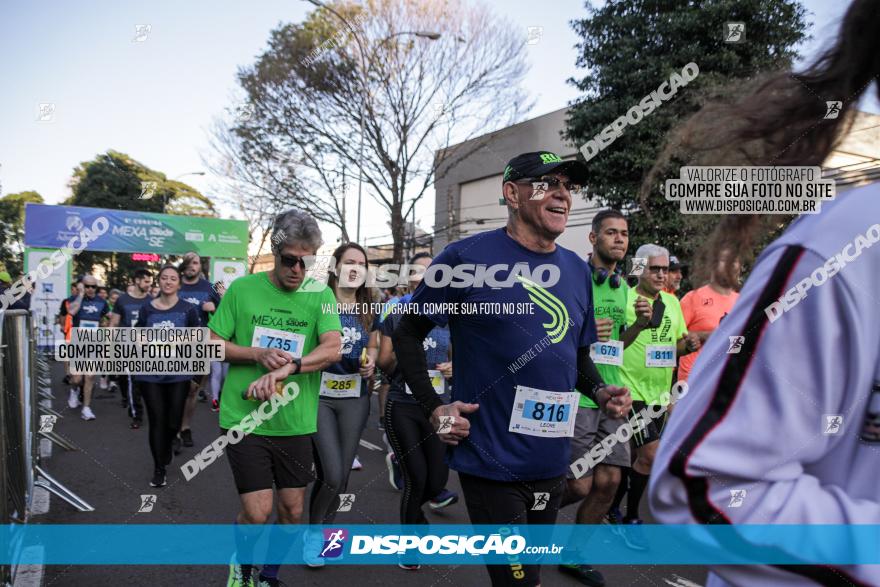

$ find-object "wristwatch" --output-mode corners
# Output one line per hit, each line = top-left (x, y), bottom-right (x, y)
(291, 357), (302, 375)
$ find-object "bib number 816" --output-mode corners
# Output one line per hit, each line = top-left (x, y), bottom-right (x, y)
(531, 401), (567, 422)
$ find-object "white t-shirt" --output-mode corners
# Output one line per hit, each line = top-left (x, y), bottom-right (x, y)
(650, 181), (880, 587)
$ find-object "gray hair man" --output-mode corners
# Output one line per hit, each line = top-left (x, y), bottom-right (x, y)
(207, 209), (342, 586)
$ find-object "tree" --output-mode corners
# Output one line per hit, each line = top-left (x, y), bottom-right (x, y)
(224, 0), (530, 262)
(203, 118), (299, 271)
(565, 0), (808, 269)
(65, 150), (216, 285)
(0, 191), (44, 277)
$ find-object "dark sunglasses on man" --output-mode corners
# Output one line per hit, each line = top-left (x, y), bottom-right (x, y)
(278, 254), (307, 269)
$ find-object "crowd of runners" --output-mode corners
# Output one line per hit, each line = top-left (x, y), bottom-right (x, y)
(55, 177), (739, 587)
(46, 2), (880, 585)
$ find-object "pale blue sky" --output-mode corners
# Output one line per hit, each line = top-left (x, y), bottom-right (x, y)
(1, 0), (873, 248)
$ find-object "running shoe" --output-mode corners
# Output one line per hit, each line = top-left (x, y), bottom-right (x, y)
(172, 436), (182, 455)
(98, 377), (108, 390)
(181, 428), (194, 447)
(68, 388), (81, 409)
(197, 388), (208, 402)
(81, 406), (96, 421)
(150, 468), (167, 488)
(351, 455), (362, 470)
(108, 381), (120, 394)
(428, 488), (459, 510)
(620, 518), (649, 551)
(255, 575), (285, 587)
(303, 531), (326, 568)
(558, 564), (606, 586)
(226, 556), (255, 587)
(385, 452), (403, 491)
(211, 399), (220, 412)
(130, 418), (142, 430)
(605, 507), (624, 537)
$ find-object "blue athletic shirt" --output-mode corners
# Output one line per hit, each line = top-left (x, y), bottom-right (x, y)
(72, 295), (110, 327)
(134, 299), (201, 383)
(180, 278), (220, 327)
(322, 312), (381, 397)
(410, 227), (597, 482)
(382, 294), (452, 405)
(111, 293), (150, 327)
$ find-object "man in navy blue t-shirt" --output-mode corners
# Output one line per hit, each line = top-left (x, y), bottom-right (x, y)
(67, 274), (111, 420)
(178, 252), (220, 447)
(109, 268), (153, 427)
(393, 151), (632, 587)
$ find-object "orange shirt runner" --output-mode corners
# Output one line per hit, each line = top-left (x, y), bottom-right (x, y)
(678, 284), (739, 381)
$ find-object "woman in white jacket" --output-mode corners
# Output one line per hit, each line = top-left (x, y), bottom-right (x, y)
(646, 0), (880, 585)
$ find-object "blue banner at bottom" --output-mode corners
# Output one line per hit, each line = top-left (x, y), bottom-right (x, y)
(4, 524), (880, 565)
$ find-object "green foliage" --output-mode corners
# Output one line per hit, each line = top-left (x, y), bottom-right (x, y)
(64, 150), (216, 285)
(566, 0), (808, 266)
(0, 191), (44, 277)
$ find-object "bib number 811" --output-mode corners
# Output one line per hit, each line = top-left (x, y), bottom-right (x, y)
(652, 350), (673, 361)
(527, 400), (568, 422)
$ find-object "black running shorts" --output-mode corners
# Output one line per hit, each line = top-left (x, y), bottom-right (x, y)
(223, 430), (314, 493)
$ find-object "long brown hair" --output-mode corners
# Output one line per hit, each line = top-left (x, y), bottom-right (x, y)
(642, 0), (880, 285)
(327, 242), (375, 331)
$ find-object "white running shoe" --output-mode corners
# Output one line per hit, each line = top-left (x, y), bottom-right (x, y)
(68, 389), (81, 409)
(81, 406), (96, 420)
(351, 455), (362, 470)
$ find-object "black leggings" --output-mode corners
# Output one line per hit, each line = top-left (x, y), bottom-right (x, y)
(459, 472), (566, 587)
(384, 399), (448, 524)
(140, 380), (190, 470)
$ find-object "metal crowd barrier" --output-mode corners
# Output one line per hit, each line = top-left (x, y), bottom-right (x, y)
(1, 309), (93, 587)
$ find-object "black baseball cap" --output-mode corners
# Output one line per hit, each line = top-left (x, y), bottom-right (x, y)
(502, 151), (589, 184)
(669, 255), (687, 270)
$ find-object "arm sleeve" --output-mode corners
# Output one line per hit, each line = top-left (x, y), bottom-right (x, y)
(650, 247), (880, 571)
(576, 345), (606, 402)
(392, 313), (445, 417)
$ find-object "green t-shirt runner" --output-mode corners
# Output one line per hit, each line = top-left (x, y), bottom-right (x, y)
(208, 272), (341, 436)
(581, 278), (629, 408)
(620, 287), (687, 406)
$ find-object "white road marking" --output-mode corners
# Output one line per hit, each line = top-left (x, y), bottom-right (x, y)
(358, 439), (383, 451)
(11, 546), (44, 587)
(662, 574), (704, 587)
(40, 438), (52, 459)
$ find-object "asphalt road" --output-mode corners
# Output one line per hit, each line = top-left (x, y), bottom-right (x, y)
(32, 360), (707, 587)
